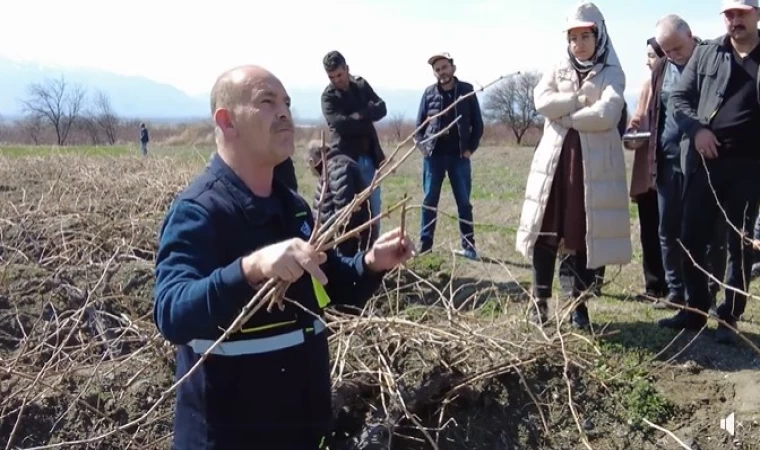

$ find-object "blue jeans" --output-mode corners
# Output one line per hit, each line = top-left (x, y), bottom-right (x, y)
(420, 153), (474, 250)
(657, 158), (685, 296)
(357, 156), (381, 242)
(681, 159), (760, 320)
(140, 142), (148, 156)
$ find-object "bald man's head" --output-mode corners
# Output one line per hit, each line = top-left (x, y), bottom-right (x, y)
(655, 14), (695, 66)
(210, 65), (295, 167)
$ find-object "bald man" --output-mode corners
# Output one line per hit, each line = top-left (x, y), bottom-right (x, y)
(153, 65), (414, 449)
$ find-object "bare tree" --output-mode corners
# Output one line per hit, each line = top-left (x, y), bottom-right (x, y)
(94, 91), (118, 145)
(19, 115), (44, 145)
(21, 76), (87, 146)
(78, 115), (100, 145)
(483, 71), (542, 145)
(388, 111), (407, 142)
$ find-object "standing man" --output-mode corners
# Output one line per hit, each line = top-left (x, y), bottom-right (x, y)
(321, 51), (387, 242)
(661, 0), (760, 344)
(153, 64), (414, 449)
(415, 52), (484, 259)
(139, 122), (149, 156)
(630, 15), (728, 311)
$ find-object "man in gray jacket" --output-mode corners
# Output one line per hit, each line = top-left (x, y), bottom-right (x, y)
(660, 0), (760, 344)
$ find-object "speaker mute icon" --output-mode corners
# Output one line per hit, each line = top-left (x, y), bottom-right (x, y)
(720, 412), (735, 436)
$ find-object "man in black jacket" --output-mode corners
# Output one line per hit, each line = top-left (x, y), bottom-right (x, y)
(321, 51), (386, 243)
(661, 0), (760, 344)
(415, 52), (484, 259)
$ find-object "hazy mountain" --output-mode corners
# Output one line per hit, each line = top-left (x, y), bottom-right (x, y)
(0, 56), (641, 124)
(0, 57), (424, 123)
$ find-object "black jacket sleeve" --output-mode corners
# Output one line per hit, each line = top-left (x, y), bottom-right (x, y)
(468, 91), (484, 152)
(321, 90), (366, 136)
(415, 90), (429, 143)
(153, 200), (257, 345)
(358, 80), (387, 122)
(671, 46), (706, 140)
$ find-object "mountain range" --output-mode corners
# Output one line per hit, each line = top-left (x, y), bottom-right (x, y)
(0, 56), (639, 125)
(0, 57), (425, 124)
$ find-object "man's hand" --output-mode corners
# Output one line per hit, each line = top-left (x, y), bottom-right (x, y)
(350, 112), (363, 120)
(462, 150), (472, 159)
(694, 128), (720, 159)
(364, 227), (415, 272)
(242, 238), (328, 285)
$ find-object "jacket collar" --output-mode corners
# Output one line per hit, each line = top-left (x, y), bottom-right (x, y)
(207, 152), (295, 223)
(435, 76), (460, 94)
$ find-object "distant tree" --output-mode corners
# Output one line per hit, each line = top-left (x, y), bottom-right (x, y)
(19, 115), (44, 145)
(78, 115), (100, 145)
(94, 91), (119, 145)
(483, 71), (542, 145)
(21, 75), (86, 146)
(388, 111), (407, 142)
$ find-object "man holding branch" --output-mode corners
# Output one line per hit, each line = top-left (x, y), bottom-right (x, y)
(153, 65), (414, 449)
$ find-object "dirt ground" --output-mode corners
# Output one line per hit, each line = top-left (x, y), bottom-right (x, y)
(1, 146), (759, 450)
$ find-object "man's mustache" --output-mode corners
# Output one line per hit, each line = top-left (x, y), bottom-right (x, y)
(274, 122), (294, 133)
(731, 25), (746, 31)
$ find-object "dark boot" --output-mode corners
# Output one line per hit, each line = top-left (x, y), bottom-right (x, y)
(715, 317), (738, 345)
(571, 303), (590, 330)
(657, 310), (707, 331)
(528, 298), (549, 326)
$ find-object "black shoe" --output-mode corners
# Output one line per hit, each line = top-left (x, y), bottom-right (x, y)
(652, 292), (685, 310)
(529, 299), (548, 326)
(571, 303), (590, 330)
(657, 310), (706, 330)
(715, 318), (738, 345)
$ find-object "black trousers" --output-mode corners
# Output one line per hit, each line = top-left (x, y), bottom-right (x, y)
(533, 238), (596, 299)
(635, 189), (668, 295)
(682, 159), (760, 320)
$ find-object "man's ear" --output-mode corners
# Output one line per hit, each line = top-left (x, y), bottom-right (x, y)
(451, 64), (457, 74)
(214, 108), (235, 136)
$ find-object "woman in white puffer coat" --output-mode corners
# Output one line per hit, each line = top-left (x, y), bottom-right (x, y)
(515, 1), (632, 329)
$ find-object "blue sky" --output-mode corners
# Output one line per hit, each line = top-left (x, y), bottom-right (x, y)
(0, 0), (731, 101)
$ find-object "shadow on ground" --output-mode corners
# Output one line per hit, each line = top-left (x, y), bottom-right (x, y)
(597, 319), (760, 373)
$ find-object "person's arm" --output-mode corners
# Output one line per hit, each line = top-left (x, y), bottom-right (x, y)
(414, 91), (429, 144)
(321, 90), (365, 136)
(468, 91), (484, 152)
(359, 80), (388, 122)
(628, 77), (652, 131)
(671, 46), (705, 140)
(153, 200), (257, 345)
(322, 249), (386, 307)
(534, 65), (582, 119)
(562, 67), (626, 132)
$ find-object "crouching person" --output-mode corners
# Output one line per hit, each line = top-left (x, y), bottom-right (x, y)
(515, 2), (633, 329)
(153, 65), (414, 450)
(307, 140), (374, 259)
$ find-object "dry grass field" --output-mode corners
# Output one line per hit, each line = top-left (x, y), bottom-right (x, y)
(1, 143), (759, 450)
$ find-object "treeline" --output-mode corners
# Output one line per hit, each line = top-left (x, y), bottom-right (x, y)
(0, 73), (544, 148)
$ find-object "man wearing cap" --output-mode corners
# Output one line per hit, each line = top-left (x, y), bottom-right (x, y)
(415, 52), (484, 259)
(320, 51), (387, 242)
(662, 0), (760, 344)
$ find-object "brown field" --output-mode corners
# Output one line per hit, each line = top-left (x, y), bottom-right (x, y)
(1, 143), (759, 450)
